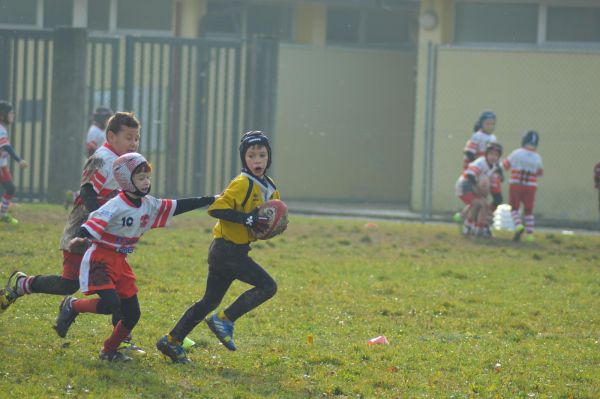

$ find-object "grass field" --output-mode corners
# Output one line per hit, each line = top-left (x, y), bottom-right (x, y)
(0, 204), (598, 398)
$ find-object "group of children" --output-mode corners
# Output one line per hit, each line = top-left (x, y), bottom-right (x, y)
(455, 111), (544, 241)
(0, 108), (281, 364)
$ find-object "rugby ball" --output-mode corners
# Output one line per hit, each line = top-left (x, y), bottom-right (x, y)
(251, 199), (288, 240)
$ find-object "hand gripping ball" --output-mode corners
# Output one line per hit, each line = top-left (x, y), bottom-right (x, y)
(251, 199), (289, 240)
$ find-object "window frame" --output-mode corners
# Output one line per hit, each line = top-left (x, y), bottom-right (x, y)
(543, 3), (600, 46)
(115, 0), (173, 35)
(0, 0), (44, 29)
(453, 0), (600, 48)
(202, 0), (295, 42)
(325, 5), (417, 50)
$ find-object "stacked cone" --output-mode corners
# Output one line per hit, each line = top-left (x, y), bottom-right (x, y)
(493, 204), (515, 231)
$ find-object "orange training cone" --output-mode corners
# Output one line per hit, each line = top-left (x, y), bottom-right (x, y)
(368, 335), (389, 345)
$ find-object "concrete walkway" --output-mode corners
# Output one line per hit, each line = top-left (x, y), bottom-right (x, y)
(287, 200), (447, 223)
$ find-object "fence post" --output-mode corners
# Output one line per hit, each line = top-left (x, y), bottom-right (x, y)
(47, 27), (87, 203)
(124, 36), (134, 111)
(421, 41), (437, 222)
(244, 36), (279, 134)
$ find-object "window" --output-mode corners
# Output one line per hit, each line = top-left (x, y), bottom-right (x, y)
(365, 9), (412, 47)
(547, 7), (600, 43)
(203, 1), (292, 41)
(247, 4), (292, 40)
(0, 0), (37, 25)
(327, 8), (360, 44)
(44, 0), (74, 28)
(117, 0), (172, 31)
(88, 0), (110, 31)
(326, 7), (416, 48)
(454, 2), (538, 44)
(202, 2), (242, 36)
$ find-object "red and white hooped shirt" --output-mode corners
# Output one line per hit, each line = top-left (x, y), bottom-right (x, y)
(86, 143), (122, 203)
(463, 130), (497, 168)
(502, 148), (543, 187)
(82, 192), (176, 254)
(59, 143), (125, 250)
(455, 156), (498, 197)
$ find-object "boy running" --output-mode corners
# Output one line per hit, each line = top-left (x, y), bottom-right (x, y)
(157, 131), (281, 363)
(0, 112), (145, 352)
(55, 152), (215, 361)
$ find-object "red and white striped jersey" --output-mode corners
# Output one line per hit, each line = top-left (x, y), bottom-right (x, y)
(455, 156), (498, 196)
(0, 124), (11, 167)
(464, 156), (498, 180)
(502, 148), (543, 187)
(463, 130), (497, 168)
(83, 192), (176, 254)
(84, 143), (121, 202)
(59, 143), (123, 250)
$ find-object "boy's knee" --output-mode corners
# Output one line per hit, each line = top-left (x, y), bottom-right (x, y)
(120, 295), (141, 330)
(263, 280), (277, 299)
(97, 296), (121, 315)
(126, 307), (141, 328)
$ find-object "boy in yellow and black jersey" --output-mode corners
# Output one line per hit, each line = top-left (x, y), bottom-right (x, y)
(157, 131), (281, 363)
(210, 169), (280, 244)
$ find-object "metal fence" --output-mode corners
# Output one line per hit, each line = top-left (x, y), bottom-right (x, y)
(0, 29), (53, 201)
(1, 29), (278, 201)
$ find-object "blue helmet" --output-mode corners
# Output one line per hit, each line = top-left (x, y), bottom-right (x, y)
(474, 111), (496, 132)
(522, 130), (540, 147)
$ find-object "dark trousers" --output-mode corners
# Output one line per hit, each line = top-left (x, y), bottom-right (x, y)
(169, 238), (277, 341)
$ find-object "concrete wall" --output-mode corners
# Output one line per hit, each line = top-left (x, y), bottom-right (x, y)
(273, 45), (417, 203)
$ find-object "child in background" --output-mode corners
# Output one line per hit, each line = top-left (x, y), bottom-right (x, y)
(456, 111), (504, 224)
(0, 101), (28, 225)
(56, 152), (216, 361)
(595, 161), (600, 221)
(157, 130), (281, 363)
(502, 131), (544, 242)
(455, 143), (503, 237)
(86, 107), (113, 157)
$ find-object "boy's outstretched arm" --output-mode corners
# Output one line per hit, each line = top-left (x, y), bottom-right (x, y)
(209, 208), (269, 231)
(173, 196), (217, 216)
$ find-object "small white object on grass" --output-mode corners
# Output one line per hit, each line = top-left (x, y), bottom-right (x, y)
(493, 204), (515, 231)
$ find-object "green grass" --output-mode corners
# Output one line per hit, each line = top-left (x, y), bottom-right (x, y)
(0, 204), (599, 398)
